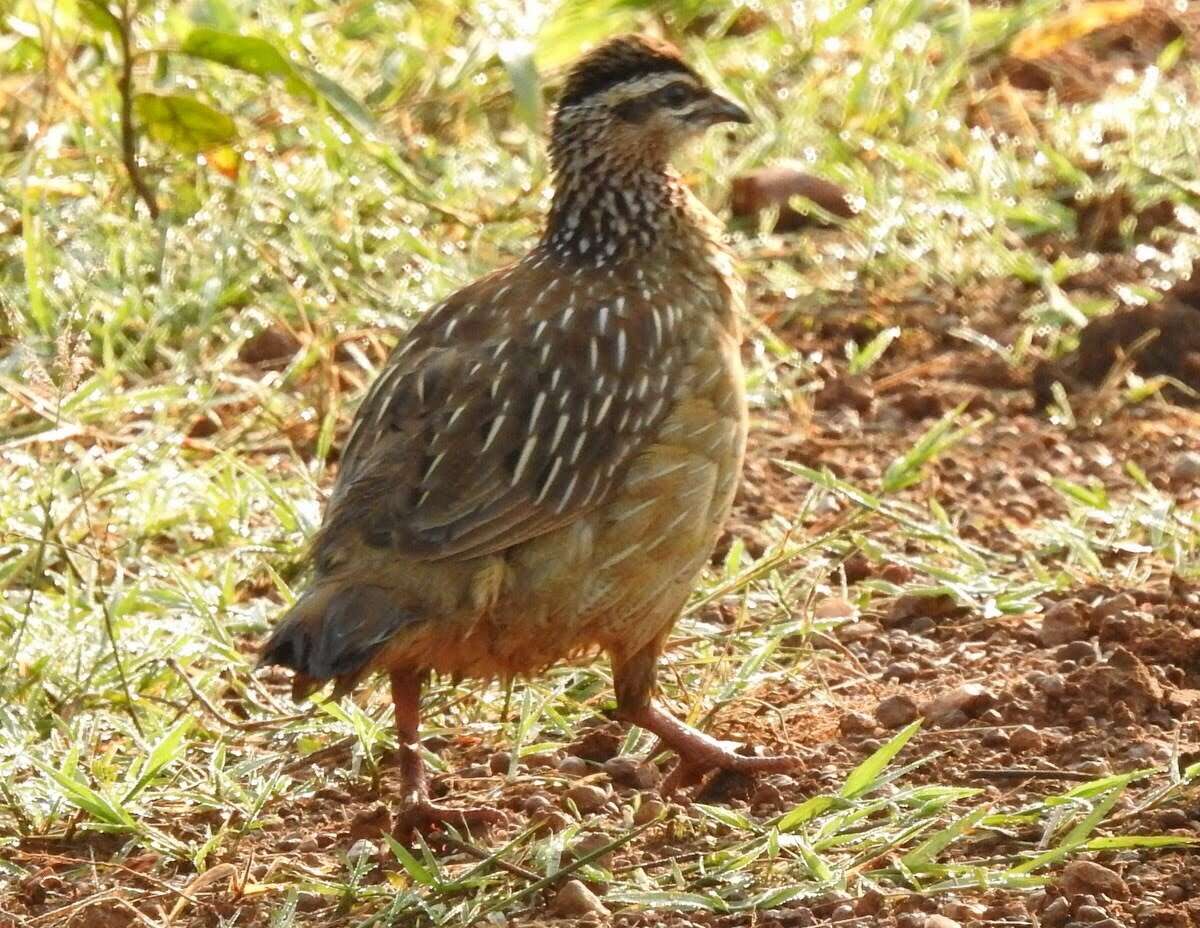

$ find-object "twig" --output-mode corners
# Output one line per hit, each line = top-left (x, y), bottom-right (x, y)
(441, 834), (541, 881)
(166, 658), (312, 732)
(970, 767), (1100, 783)
(117, 0), (158, 219)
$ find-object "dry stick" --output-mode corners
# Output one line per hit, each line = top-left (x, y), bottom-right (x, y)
(441, 834), (542, 882)
(970, 767), (1100, 783)
(166, 658), (313, 732)
(117, 0), (158, 220)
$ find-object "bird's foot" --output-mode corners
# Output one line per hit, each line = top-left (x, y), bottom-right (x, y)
(394, 796), (507, 840)
(618, 702), (802, 798)
(661, 740), (802, 796)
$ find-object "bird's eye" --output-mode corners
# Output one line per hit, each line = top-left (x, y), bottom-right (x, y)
(659, 84), (692, 108)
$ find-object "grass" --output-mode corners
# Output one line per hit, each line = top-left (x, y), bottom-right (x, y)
(3, 0), (1200, 924)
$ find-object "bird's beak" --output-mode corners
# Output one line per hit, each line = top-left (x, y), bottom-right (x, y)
(701, 92), (751, 126)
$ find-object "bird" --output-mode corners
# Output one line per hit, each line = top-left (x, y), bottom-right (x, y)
(259, 33), (800, 833)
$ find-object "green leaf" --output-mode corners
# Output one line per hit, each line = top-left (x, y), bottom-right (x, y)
(900, 803), (991, 870)
(847, 326), (901, 375)
(133, 93), (237, 152)
(123, 718), (193, 802)
(181, 28), (376, 136)
(30, 755), (136, 830)
(181, 27), (305, 91)
(840, 720), (922, 799)
(776, 795), (837, 831)
(80, 0), (122, 37)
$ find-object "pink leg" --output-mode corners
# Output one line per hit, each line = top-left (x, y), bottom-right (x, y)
(390, 670), (505, 837)
(611, 645), (802, 795)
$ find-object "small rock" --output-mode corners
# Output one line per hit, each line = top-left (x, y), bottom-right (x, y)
(569, 832), (614, 866)
(634, 798), (667, 825)
(1009, 725), (1044, 753)
(883, 660), (919, 682)
(296, 836), (321, 853)
(552, 879), (609, 917)
(558, 755), (589, 776)
(1172, 450), (1200, 483)
(875, 693), (920, 729)
(839, 710), (877, 736)
(1041, 896), (1070, 927)
(1060, 859), (1129, 900)
(523, 751), (562, 770)
(1055, 640), (1096, 664)
(603, 756), (659, 789)
(1074, 904), (1109, 922)
(1040, 600), (1091, 647)
(1094, 592), (1137, 623)
(817, 596), (859, 622)
(488, 751), (512, 775)
(348, 803), (391, 840)
(923, 682), (995, 723)
(836, 620), (877, 642)
(924, 917), (962, 928)
(346, 839), (377, 862)
(523, 794), (553, 815)
(239, 325), (301, 367)
(564, 783), (611, 814)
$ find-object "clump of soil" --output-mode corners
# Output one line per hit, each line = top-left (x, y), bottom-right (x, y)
(1032, 299), (1200, 407)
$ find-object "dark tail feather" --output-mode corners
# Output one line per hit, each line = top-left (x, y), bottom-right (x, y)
(258, 584), (414, 701)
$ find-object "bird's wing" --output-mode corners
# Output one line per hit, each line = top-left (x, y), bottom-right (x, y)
(318, 276), (684, 564)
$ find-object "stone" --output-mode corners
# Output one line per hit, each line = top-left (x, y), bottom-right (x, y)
(634, 798), (667, 825)
(1172, 450), (1200, 483)
(552, 880), (609, 917)
(1060, 859), (1129, 900)
(564, 783), (610, 814)
(1040, 600), (1090, 647)
(875, 693), (920, 729)
(924, 917), (962, 928)
(837, 621), (878, 643)
(603, 755), (659, 789)
(923, 682), (995, 722)
(1009, 725), (1044, 753)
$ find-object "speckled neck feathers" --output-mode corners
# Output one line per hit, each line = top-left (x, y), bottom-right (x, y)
(542, 124), (692, 266)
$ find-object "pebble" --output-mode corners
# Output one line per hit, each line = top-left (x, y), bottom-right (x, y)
(1074, 904), (1109, 922)
(1055, 640), (1096, 664)
(523, 794), (553, 815)
(488, 751), (512, 775)
(558, 755), (589, 776)
(883, 660), (920, 682)
(1009, 725), (1044, 753)
(875, 693), (920, 729)
(1040, 600), (1091, 647)
(817, 596), (859, 621)
(839, 710), (877, 736)
(923, 682), (995, 723)
(346, 839), (376, 863)
(837, 621), (877, 642)
(924, 917), (962, 928)
(1040, 896), (1070, 927)
(1172, 450), (1200, 483)
(564, 783), (610, 814)
(634, 798), (667, 825)
(552, 880), (609, 917)
(603, 755), (659, 789)
(1060, 859), (1129, 900)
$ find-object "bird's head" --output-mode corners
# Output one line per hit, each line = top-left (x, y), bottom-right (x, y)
(549, 34), (750, 173)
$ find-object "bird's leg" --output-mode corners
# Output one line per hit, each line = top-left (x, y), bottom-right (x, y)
(611, 645), (802, 795)
(390, 670), (505, 837)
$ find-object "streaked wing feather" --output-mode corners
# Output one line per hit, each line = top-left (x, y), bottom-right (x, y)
(319, 272), (682, 564)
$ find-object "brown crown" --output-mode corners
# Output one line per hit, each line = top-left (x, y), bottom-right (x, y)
(557, 34), (698, 109)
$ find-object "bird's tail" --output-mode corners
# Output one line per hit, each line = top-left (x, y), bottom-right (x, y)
(258, 583), (414, 701)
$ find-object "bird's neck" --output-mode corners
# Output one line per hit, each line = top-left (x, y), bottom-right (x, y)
(540, 155), (696, 266)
